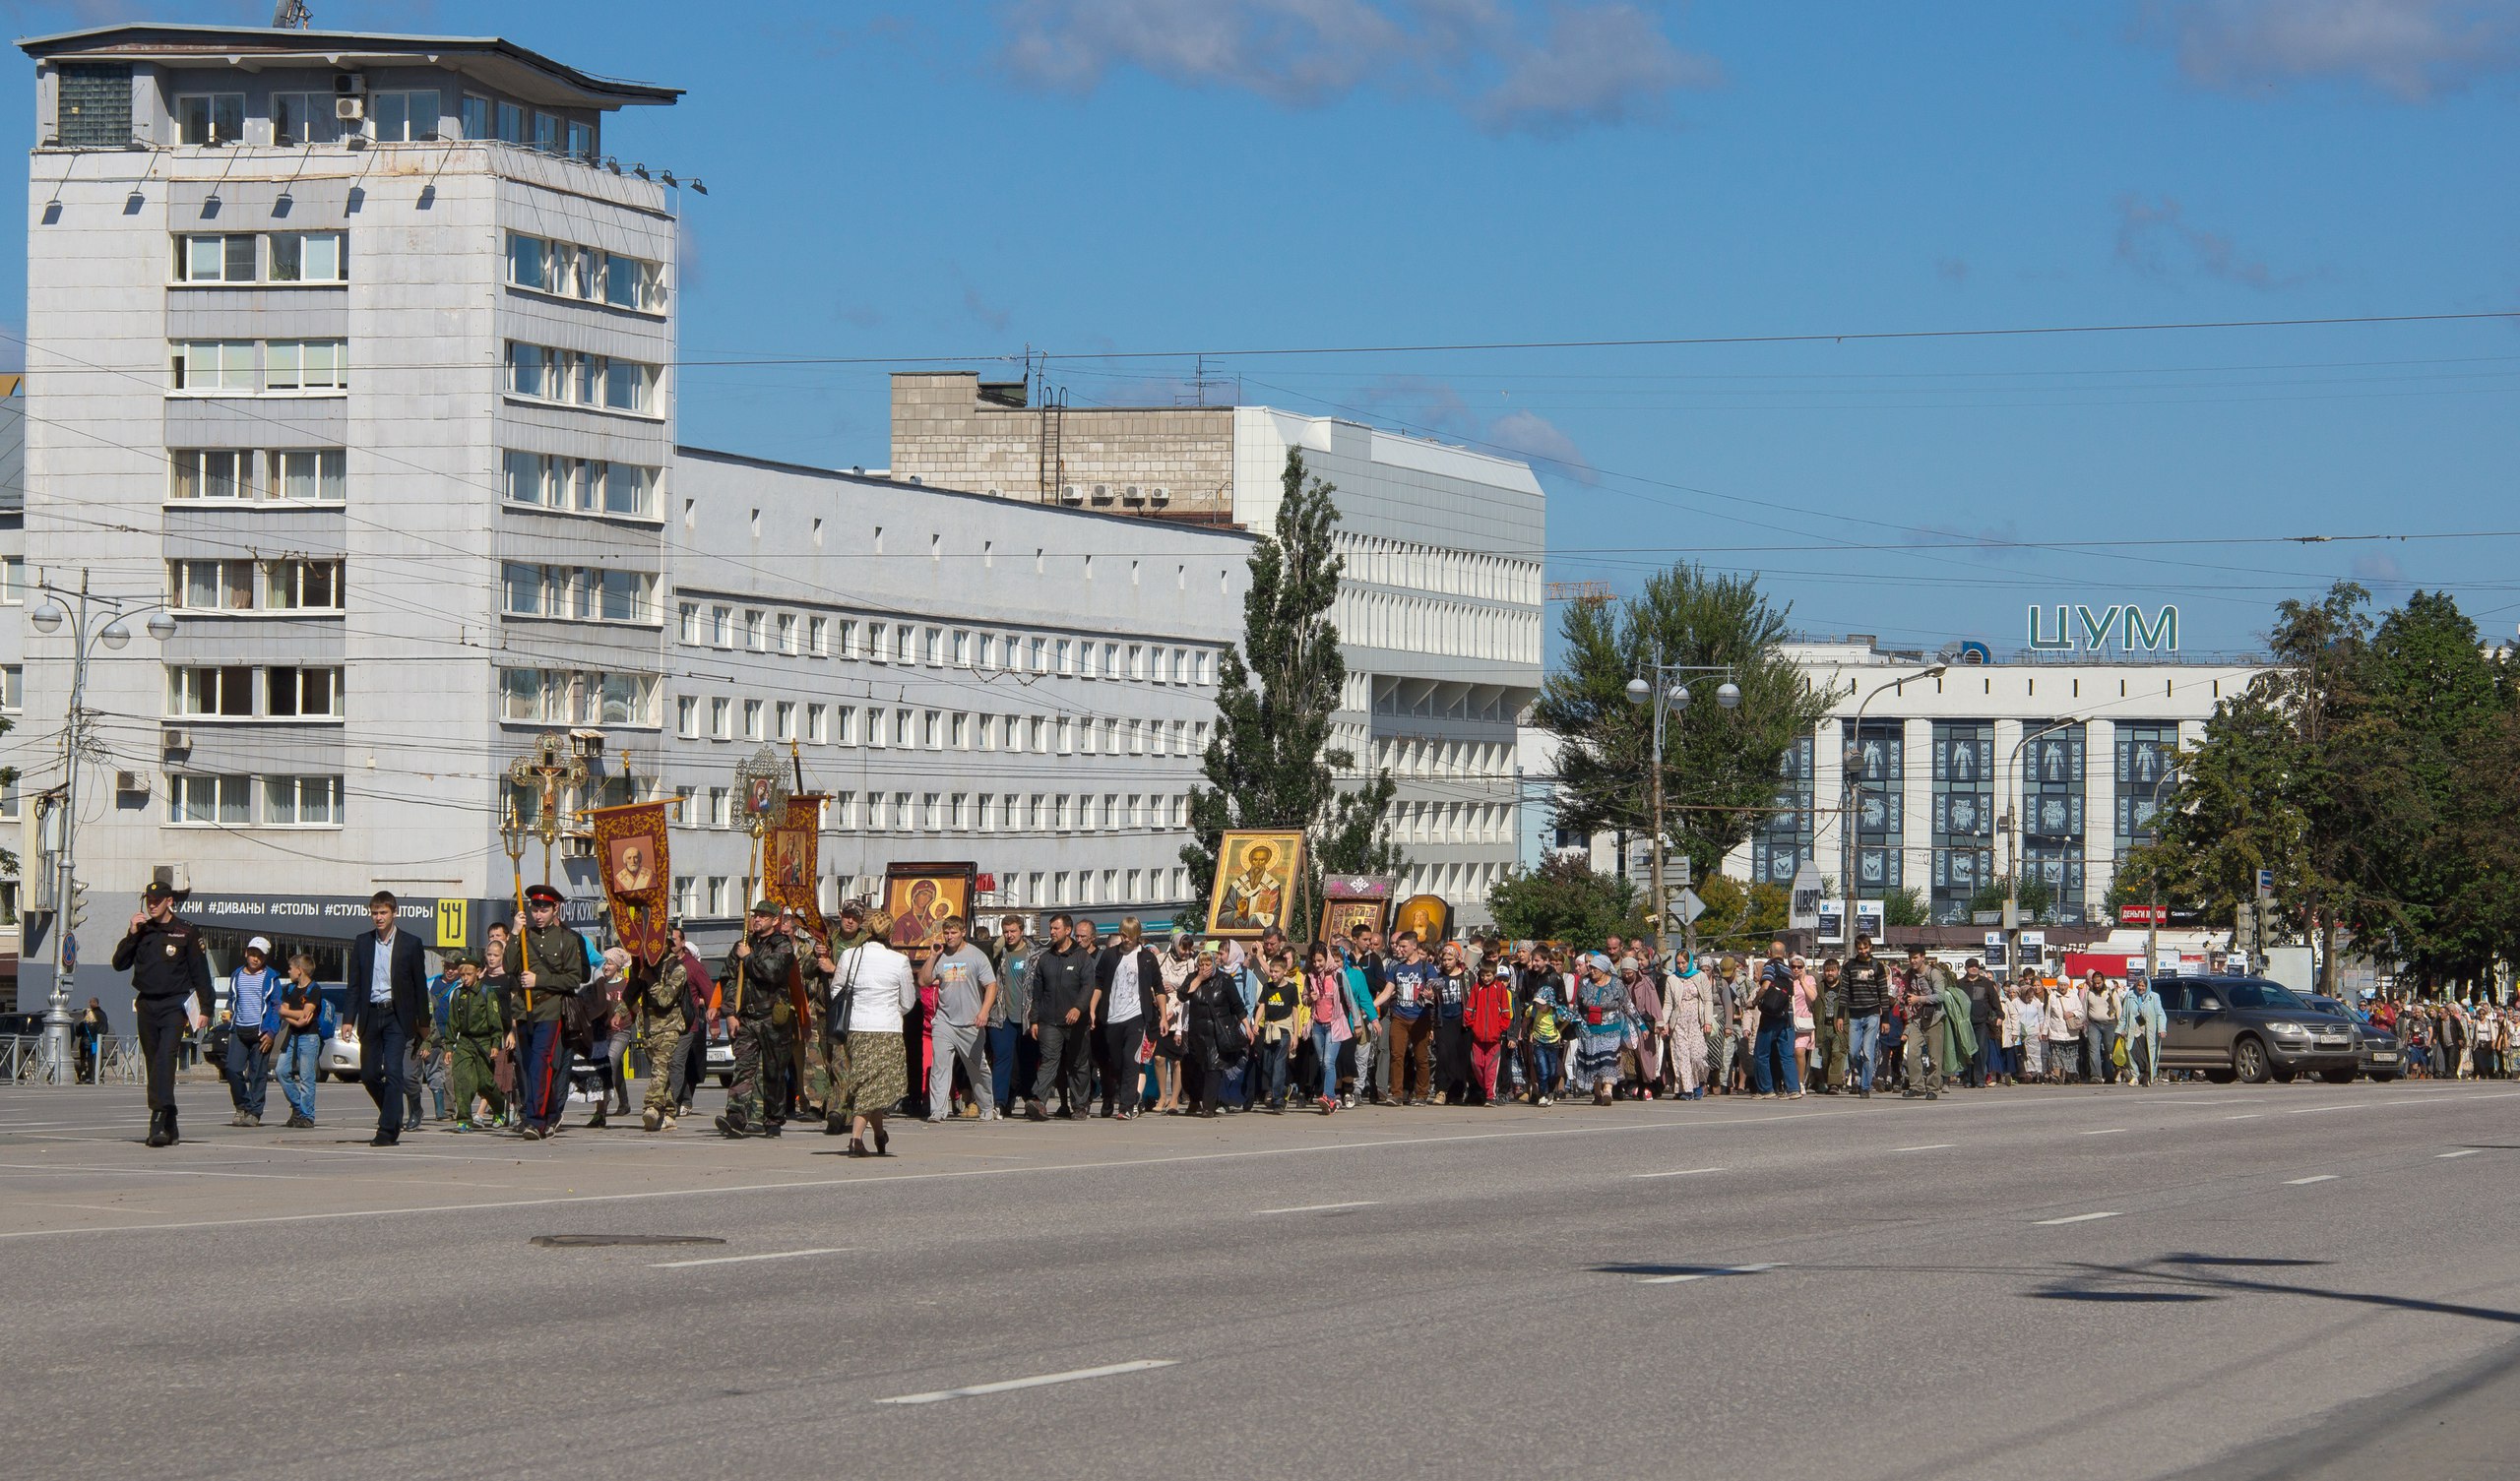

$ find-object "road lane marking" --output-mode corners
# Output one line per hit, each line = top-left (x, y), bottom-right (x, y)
(1253, 1201), (1378, 1215)
(877, 1359), (1174, 1406)
(2284, 1175), (2339, 1186)
(2438, 1149), (2482, 1159)
(1893, 1143), (1955, 1152)
(2078, 1129), (2127, 1137)
(2033, 1211), (2123, 1226)
(1639, 1263), (1783, 1285)
(2225, 1114), (2262, 1121)
(1631, 1166), (1726, 1180)
(649, 1246), (851, 1268)
(2289, 1103), (2369, 1115)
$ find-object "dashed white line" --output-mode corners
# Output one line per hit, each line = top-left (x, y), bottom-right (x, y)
(1638, 1262), (1784, 1285)
(2437, 1149), (2482, 1159)
(877, 1359), (1175, 1406)
(648, 1246), (852, 1269)
(1630, 1166), (1727, 1180)
(1252, 1201), (1379, 1215)
(2283, 1175), (2339, 1186)
(2225, 1114), (2262, 1121)
(2033, 1211), (2124, 1226)
(2078, 1129), (2127, 1137)
(1893, 1143), (1956, 1152)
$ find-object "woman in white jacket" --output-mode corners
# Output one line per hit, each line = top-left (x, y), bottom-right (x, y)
(830, 909), (921, 1158)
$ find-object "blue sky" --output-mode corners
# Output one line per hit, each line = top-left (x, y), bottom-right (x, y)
(5, 0), (2517, 654)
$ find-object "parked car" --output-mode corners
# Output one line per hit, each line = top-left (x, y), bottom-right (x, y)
(2159, 975), (2362, 1083)
(320, 1021), (362, 1082)
(2300, 993), (2406, 1081)
(0, 1011), (49, 1038)
(707, 1018), (734, 1087)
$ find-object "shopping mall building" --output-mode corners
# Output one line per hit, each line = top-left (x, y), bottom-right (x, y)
(1721, 618), (2268, 927)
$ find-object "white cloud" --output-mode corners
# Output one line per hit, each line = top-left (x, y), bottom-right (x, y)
(993, 0), (1719, 135)
(1355, 376), (1599, 482)
(2113, 193), (2294, 288)
(2140, 0), (2520, 101)
(1486, 407), (1598, 481)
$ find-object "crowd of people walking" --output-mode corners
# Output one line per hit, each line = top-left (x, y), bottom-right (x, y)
(99, 881), (2517, 1152)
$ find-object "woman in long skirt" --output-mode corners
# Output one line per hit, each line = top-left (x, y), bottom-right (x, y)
(1572, 955), (1629, 1105)
(1624, 958), (1665, 1098)
(1666, 961), (1710, 1099)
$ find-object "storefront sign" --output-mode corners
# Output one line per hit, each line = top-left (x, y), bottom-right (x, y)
(2027, 603), (2178, 653)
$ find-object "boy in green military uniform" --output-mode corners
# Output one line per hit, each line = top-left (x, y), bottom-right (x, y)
(632, 942), (694, 1133)
(444, 954), (510, 1131)
(717, 900), (796, 1138)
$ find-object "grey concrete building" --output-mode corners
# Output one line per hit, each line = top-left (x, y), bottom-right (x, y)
(9, 24), (1252, 1012)
(890, 373), (1546, 927)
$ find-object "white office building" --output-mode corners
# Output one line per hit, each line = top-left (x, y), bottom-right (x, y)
(891, 374), (1546, 927)
(1725, 635), (2268, 926)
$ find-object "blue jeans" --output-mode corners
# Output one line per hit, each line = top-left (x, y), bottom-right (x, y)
(517, 1019), (566, 1130)
(1258, 1036), (1292, 1105)
(224, 1030), (272, 1118)
(1529, 1041), (1560, 1098)
(1847, 1014), (1883, 1092)
(1751, 1020), (1800, 1094)
(279, 1032), (320, 1120)
(1307, 1023), (1340, 1100)
(986, 1020), (1033, 1111)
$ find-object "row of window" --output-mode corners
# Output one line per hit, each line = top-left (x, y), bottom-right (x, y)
(1388, 800), (1515, 846)
(1371, 736), (1517, 778)
(167, 559), (343, 613)
(170, 448), (346, 503)
(676, 787), (1192, 836)
(167, 665), (343, 720)
(502, 564), (658, 625)
(671, 865), (1193, 920)
(170, 339), (346, 395)
(1335, 586), (1544, 665)
(499, 666), (661, 727)
(166, 772), (344, 827)
(170, 231), (346, 285)
(171, 90), (594, 156)
(505, 231), (664, 313)
(1335, 528), (1544, 606)
(674, 696), (1211, 758)
(505, 341), (655, 413)
(676, 602), (1217, 684)
(502, 452), (657, 519)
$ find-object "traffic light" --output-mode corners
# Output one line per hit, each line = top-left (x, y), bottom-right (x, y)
(64, 878), (88, 933)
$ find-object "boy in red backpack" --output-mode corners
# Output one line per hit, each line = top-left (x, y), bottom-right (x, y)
(1464, 959), (1517, 1106)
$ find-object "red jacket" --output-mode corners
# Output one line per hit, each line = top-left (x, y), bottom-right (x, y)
(1466, 979), (1515, 1044)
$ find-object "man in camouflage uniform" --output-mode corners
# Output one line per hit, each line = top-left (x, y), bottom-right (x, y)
(784, 908), (838, 1123)
(632, 939), (696, 1133)
(444, 953), (509, 1131)
(717, 899), (796, 1138)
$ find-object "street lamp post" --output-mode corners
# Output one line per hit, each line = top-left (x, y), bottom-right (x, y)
(1836, 664), (1946, 956)
(27, 574), (177, 1084)
(2002, 716), (2087, 974)
(1625, 653), (1740, 965)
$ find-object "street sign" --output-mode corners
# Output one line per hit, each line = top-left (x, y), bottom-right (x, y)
(1626, 839), (1655, 880)
(1788, 860), (1824, 931)
(2255, 868), (2275, 898)
(2020, 930), (2048, 971)
(2118, 903), (2166, 926)
(1855, 898), (1885, 945)
(1816, 901), (1845, 945)
(434, 897), (469, 949)
(1983, 932), (2008, 970)
(1670, 854), (1691, 888)
(1673, 888), (1707, 926)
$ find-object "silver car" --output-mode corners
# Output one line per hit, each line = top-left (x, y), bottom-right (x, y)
(320, 1021), (362, 1082)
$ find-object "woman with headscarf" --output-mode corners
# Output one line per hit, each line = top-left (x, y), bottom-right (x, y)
(830, 908), (921, 1157)
(1666, 956), (1711, 1100)
(1181, 942), (1243, 1117)
(1624, 956), (1666, 1099)
(1571, 954), (1630, 1106)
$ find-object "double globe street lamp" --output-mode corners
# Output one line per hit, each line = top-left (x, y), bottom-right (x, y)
(1626, 663), (1739, 960)
(29, 585), (178, 1084)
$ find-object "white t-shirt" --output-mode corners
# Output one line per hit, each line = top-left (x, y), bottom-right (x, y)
(1110, 950), (1144, 1022)
(830, 940), (919, 1035)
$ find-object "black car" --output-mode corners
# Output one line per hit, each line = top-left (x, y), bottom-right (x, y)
(0, 1012), (49, 1038)
(2301, 993), (2406, 1081)
(2158, 975), (2361, 1084)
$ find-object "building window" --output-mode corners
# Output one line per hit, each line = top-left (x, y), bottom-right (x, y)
(2116, 722), (2181, 856)
(262, 775), (343, 827)
(807, 703), (828, 743)
(742, 700), (764, 740)
(776, 612), (798, 654)
(1851, 719), (1904, 900)
(808, 615), (829, 655)
(0, 665), (19, 711)
(677, 695), (699, 738)
(461, 94), (492, 140)
(269, 449), (346, 501)
(267, 232), (346, 282)
(173, 233), (255, 282)
(369, 90), (440, 143)
(775, 701), (796, 741)
(167, 772), (251, 824)
(710, 697), (731, 739)
(168, 340), (255, 393)
(1929, 722), (1996, 926)
(174, 93), (245, 146)
(262, 339), (348, 392)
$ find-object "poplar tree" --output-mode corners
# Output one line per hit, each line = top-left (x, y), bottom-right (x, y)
(1182, 451), (1400, 930)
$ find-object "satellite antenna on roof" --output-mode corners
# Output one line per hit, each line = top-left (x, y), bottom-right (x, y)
(273, 1), (312, 29)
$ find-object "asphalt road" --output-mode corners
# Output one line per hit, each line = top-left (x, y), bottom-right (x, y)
(3, 1076), (2516, 1480)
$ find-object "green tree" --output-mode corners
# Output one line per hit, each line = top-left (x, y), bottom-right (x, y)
(1969, 874), (2056, 923)
(1532, 564), (1833, 883)
(1486, 854), (1645, 949)
(1181, 451), (1401, 931)
(1881, 885), (1929, 929)
(1692, 873), (1789, 956)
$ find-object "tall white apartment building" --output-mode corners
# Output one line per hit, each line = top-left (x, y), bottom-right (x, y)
(891, 374), (1545, 927)
(10, 25), (1253, 1013)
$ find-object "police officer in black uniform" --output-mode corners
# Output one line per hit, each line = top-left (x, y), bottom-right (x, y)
(111, 882), (213, 1147)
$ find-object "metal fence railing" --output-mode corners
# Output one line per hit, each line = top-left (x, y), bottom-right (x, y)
(2, 1034), (141, 1086)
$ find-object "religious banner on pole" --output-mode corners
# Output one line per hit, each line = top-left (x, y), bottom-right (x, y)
(588, 800), (672, 964)
(765, 794), (826, 936)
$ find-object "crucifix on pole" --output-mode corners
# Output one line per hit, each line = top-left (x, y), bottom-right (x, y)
(506, 732), (586, 886)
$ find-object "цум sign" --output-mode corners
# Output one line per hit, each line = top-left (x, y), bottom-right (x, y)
(2027, 603), (2177, 653)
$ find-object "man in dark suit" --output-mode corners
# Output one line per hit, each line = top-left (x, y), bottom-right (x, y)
(349, 891), (428, 1146)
